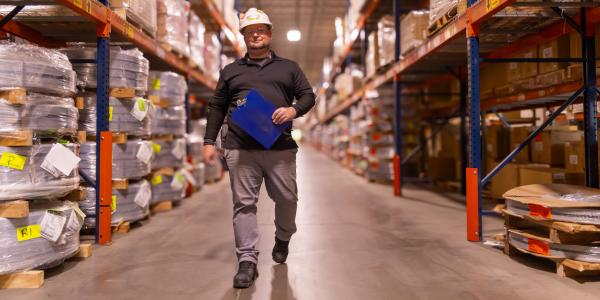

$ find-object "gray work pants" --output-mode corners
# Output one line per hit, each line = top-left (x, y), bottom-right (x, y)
(223, 148), (299, 264)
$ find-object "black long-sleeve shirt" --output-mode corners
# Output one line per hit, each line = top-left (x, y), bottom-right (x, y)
(204, 50), (316, 150)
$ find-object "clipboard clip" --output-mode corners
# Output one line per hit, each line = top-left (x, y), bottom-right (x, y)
(236, 98), (247, 108)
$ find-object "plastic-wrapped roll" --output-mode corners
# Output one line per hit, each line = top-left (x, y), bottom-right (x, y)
(205, 160), (222, 183)
(190, 118), (207, 137)
(60, 46), (149, 91)
(188, 137), (204, 163)
(149, 172), (185, 204)
(0, 43), (76, 96)
(147, 71), (188, 106)
(0, 144), (80, 201)
(193, 163), (205, 190)
(0, 200), (81, 275)
(151, 105), (186, 135)
(79, 180), (151, 229)
(78, 92), (153, 136)
(0, 93), (78, 138)
(151, 138), (186, 170)
(79, 141), (153, 181)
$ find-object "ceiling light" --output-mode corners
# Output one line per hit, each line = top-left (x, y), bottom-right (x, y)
(287, 30), (301, 42)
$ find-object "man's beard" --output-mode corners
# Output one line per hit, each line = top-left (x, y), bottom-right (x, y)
(249, 41), (268, 50)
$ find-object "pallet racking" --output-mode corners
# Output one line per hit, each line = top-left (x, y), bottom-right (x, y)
(308, 0), (600, 241)
(0, 0), (237, 245)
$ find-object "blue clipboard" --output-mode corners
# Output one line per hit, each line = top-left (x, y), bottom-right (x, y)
(231, 89), (291, 149)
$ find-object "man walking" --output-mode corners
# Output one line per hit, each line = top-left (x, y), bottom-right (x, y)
(202, 8), (316, 289)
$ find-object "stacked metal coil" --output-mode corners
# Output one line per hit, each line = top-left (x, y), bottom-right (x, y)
(147, 71), (188, 106)
(188, 137), (204, 164)
(149, 172), (185, 204)
(79, 141), (153, 180)
(0, 143), (80, 201)
(79, 180), (151, 229)
(77, 92), (154, 136)
(0, 200), (81, 275)
(193, 163), (205, 190)
(150, 138), (186, 170)
(0, 43), (76, 96)
(151, 105), (186, 135)
(205, 161), (222, 183)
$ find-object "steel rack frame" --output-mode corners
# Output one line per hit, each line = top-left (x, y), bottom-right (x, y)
(0, 0), (217, 245)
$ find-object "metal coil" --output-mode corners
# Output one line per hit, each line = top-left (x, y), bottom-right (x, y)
(506, 199), (600, 225)
(508, 230), (600, 263)
(151, 138), (186, 170)
(151, 105), (186, 135)
(77, 92), (153, 136)
(150, 174), (184, 204)
(0, 200), (80, 275)
(0, 144), (80, 201)
(79, 141), (153, 181)
(188, 138), (204, 163)
(147, 71), (188, 106)
(205, 160), (222, 182)
(79, 180), (151, 229)
(193, 163), (205, 189)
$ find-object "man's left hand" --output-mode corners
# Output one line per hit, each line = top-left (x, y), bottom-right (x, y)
(272, 107), (295, 124)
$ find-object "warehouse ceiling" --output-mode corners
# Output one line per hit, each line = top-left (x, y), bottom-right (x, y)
(241, 0), (349, 86)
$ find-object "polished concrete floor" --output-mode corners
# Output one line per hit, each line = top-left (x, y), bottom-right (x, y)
(4, 146), (600, 299)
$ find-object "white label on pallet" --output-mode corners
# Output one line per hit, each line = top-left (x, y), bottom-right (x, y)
(66, 209), (83, 233)
(570, 154), (578, 165)
(40, 210), (67, 242)
(553, 172), (565, 180)
(509, 62), (517, 70)
(41, 159), (61, 178)
(130, 98), (147, 121)
(487, 143), (493, 152)
(44, 144), (80, 176)
(134, 180), (152, 207)
(157, 47), (165, 59)
(181, 168), (197, 187)
(136, 141), (153, 164)
(535, 142), (543, 151)
(171, 140), (186, 159)
(170, 173), (186, 191)
(543, 47), (553, 58)
(524, 52), (533, 59)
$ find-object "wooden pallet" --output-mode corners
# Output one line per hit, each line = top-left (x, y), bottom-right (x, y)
(150, 201), (173, 211)
(0, 130), (33, 146)
(147, 95), (170, 108)
(59, 187), (88, 201)
(0, 200), (28, 218)
(0, 88), (26, 104)
(111, 6), (156, 39)
(72, 244), (93, 258)
(150, 134), (173, 142)
(109, 88), (136, 98)
(111, 220), (130, 233)
(150, 167), (174, 176)
(426, 5), (460, 37)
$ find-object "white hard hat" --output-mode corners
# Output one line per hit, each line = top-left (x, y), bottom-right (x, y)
(238, 8), (273, 34)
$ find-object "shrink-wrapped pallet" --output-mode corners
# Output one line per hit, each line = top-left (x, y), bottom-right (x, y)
(0, 42), (76, 96)
(189, 12), (206, 70)
(429, 0), (465, 27)
(193, 163), (205, 190)
(111, 0), (158, 37)
(150, 138), (186, 170)
(157, 0), (190, 55)
(378, 16), (396, 67)
(79, 180), (151, 229)
(147, 71), (188, 106)
(205, 160), (223, 182)
(60, 46), (149, 92)
(400, 11), (429, 56)
(366, 31), (380, 78)
(79, 141), (153, 181)
(204, 32), (222, 82)
(0, 200), (82, 275)
(0, 92), (78, 139)
(188, 138), (204, 164)
(78, 93), (154, 136)
(151, 105), (187, 135)
(149, 171), (186, 204)
(0, 144), (80, 201)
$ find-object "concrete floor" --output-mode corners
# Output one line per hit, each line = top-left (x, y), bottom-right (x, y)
(4, 146), (600, 299)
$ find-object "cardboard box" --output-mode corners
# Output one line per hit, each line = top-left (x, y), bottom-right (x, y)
(366, 31), (380, 78)
(510, 127), (530, 162)
(481, 63), (509, 91)
(486, 125), (510, 159)
(566, 172), (586, 186)
(491, 162), (521, 198)
(519, 167), (567, 185)
(565, 140), (585, 172)
(520, 47), (538, 79)
(427, 157), (456, 179)
(531, 130), (580, 165)
(538, 36), (570, 75)
(400, 11), (429, 56)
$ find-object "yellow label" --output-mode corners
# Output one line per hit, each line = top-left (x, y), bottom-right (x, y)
(152, 175), (163, 185)
(74, 0), (82, 9)
(111, 195), (116, 211)
(17, 225), (41, 242)
(109, 107), (113, 121)
(153, 79), (160, 90)
(137, 98), (146, 111)
(0, 152), (27, 170)
(86, 0), (92, 13)
(152, 143), (161, 153)
(127, 26), (134, 39)
(486, 0), (499, 11)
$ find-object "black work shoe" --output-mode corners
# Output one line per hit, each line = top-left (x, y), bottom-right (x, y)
(233, 261), (258, 289)
(272, 236), (290, 264)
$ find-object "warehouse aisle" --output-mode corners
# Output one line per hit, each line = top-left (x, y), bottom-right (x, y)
(4, 146), (600, 299)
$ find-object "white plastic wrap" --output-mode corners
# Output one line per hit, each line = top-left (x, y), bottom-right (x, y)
(157, 0), (190, 55)
(0, 42), (76, 96)
(189, 11), (206, 70)
(193, 163), (205, 190)
(366, 161), (394, 181)
(151, 105), (187, 135)
(188, 138), (204, 163)
(147, 71), (188, 106)
(112, 0), (157, 36)
(205, 160), (222, 183)
(506, 199), (600, 225)
(79, 141), (152, 181)
(60, 46), (149, 91)
(429, 0), (459, 26)
(0, 92), (78, 138)
(150, 172), (185, 204)
(0, 144), (80, 201)
(508, 230), (600, 263)
(378, 16), (396, 67)
(151, 138), (186, 170)
(0, 200), (81, 275)
(79, 180), (150, 229)
(190, 118), (207, 137)
(365, 133), (394, 146)
(400, 11), (429, 56)
(367, 147), (395, 160)
(204, 33), (222, 82)
(78, 93), (153, 136)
